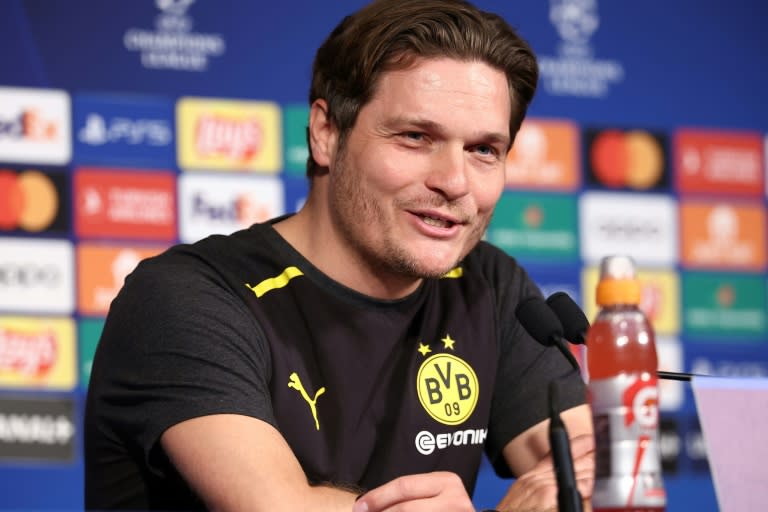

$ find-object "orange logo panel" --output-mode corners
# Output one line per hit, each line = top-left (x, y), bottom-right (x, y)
(77, 243), (167, 315)
(505, 118), (579, 191)
(0, 316), (76, 390)
(675, 129), (764, 196)
(680, 201), (766, 270)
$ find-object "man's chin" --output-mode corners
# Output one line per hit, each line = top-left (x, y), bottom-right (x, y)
(380, 239), (468, 279)
(400, 255), (463, 280)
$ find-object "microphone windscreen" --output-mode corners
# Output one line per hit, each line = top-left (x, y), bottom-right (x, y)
(515, 296), (565, 347)
(546, 292), (589, 345)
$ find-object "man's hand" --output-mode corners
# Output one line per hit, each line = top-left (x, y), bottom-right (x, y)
(353, 472), (475, 512)
(495, 433), (595, 512)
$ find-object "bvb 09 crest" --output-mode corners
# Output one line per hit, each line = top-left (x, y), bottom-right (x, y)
(416, 352), (479, 426)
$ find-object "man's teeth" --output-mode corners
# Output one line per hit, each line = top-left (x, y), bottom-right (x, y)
(421, 215), (451, 228)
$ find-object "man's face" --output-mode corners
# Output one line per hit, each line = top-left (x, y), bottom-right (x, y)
(328, 57), (511, 279)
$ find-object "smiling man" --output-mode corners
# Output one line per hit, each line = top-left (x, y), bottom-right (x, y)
(85, 1), (593, 511)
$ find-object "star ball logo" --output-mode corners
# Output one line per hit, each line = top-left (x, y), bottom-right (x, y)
(415, 335), (478, 426)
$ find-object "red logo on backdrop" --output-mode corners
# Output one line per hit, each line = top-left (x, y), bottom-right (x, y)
(623, 376), (659, 429)
(0, 327), (56, 377)
(675, 129), (764, 196)
(74, 167), (177, 240)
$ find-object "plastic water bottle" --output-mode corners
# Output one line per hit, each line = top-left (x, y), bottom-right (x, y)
(587, 255), (666, 511)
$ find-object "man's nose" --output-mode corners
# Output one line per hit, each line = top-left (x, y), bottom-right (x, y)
(424, 145), (470, 200)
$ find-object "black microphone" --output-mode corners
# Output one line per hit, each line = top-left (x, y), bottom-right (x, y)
(546, 292), (588, 346)
(545, 292), (702, 382)
(515, 296), (581, 373)
(515, 296), (583, 512)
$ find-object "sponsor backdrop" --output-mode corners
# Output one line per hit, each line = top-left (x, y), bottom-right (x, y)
(0, 0), (766, 509)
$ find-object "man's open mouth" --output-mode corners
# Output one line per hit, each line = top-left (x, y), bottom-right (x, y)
(418, 214), (455, 228)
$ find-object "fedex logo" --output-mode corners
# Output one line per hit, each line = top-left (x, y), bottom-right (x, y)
(0, 87), (71, 165)
(0, 109), (59, 141)
(191, 193), (271, 222)
(178, 174), (283, 242)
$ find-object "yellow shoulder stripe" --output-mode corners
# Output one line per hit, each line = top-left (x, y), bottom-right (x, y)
(245, 266), (304, 298)
(441, 267), (463, 279)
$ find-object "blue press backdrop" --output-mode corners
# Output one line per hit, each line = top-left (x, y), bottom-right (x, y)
(1, 0), (767, 510)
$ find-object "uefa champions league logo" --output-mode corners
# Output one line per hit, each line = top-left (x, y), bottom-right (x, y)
(549, 0), (599, 46)
(123, 0), (225, 71)
(155, 0), (194, 17)
(539, 0), (624, 97)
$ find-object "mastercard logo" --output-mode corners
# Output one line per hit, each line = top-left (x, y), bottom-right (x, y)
(589, 130), (666, 190)
(0, 169), (60, 232)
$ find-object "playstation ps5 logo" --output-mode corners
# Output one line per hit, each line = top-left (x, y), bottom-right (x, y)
(78, 114), (171, 147)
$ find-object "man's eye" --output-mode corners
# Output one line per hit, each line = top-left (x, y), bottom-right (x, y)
(474, 145), (496, 156)
(402, 132), (423, 141)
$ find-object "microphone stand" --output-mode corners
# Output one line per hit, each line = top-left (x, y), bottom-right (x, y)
(658, 370), (699, 381)
(549, 380), (583, 512)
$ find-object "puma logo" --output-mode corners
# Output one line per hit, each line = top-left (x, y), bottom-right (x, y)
(288, 372), (326, 431)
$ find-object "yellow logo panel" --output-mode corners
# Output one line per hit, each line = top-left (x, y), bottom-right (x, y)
(417, 353), (478, 425)
(582, 267), (680, 335)
(0, 316), (76, 390)
(177, 97), (282, 173)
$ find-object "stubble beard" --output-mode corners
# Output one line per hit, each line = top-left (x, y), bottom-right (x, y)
(328, 149), (489, 281)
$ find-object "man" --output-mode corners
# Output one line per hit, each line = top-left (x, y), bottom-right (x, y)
(85, 1), (594, 510)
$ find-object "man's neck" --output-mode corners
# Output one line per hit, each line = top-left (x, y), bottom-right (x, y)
(272, 199), (423, 300)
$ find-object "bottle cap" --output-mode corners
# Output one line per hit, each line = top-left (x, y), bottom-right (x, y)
(596, 255), (641, 306)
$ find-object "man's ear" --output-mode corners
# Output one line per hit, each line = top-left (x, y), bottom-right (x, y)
(308, 99), (338, 168)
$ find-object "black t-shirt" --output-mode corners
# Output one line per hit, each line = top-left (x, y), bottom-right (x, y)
(84, 220), (586, 510)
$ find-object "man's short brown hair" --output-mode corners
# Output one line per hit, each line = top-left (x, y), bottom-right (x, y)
(307, 0), (539, 177)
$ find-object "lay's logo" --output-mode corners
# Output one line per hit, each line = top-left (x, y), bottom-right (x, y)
(178, 98), (281, 173)
(0, 87), (71, 165)
(0, 327), (56, 377)
(0, 316), (76, 390)
(195, 114), (263, 161)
